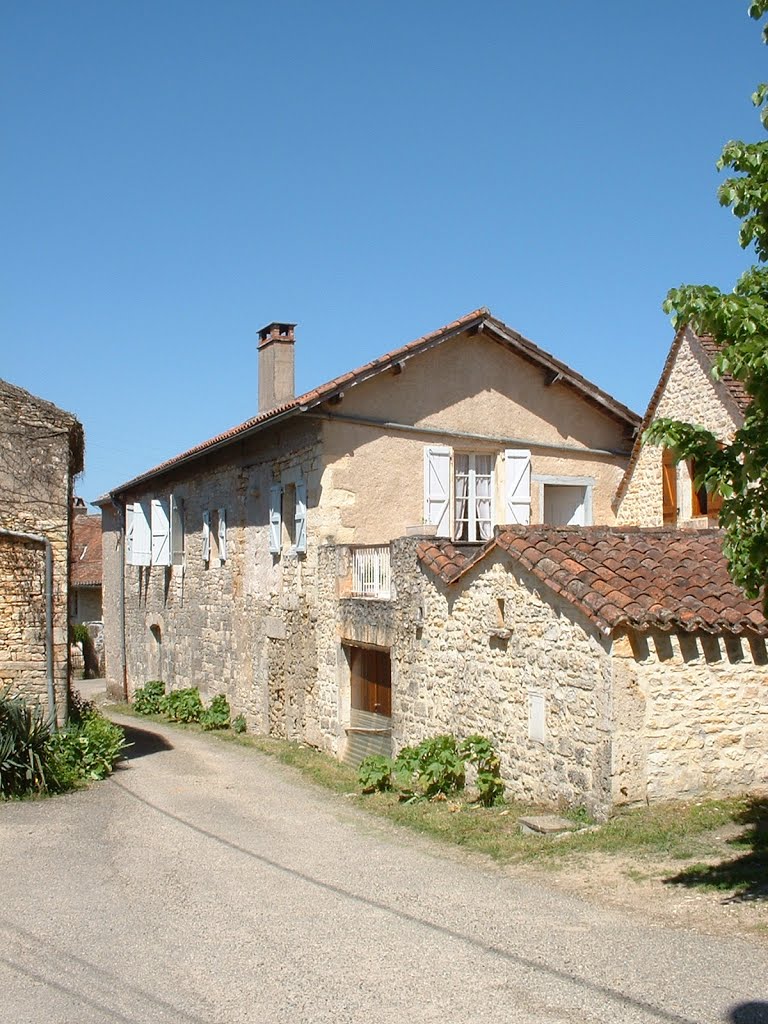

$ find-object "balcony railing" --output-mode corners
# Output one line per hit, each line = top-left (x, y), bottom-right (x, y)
(351, 545), (391, 599)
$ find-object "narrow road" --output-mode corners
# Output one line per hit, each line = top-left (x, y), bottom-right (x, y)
(1, 715), (766, 1024)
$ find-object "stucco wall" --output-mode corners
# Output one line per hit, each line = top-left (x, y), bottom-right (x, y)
(617, 331), (742, 526)
(0, 383), (79, 718)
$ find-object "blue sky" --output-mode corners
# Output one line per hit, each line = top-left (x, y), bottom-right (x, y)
(2, 1), (764, 503)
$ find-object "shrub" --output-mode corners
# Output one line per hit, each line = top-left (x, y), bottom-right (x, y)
(358, 754), (393, 793)
(231, 714), (247, 734)
(201, 694), (231, 731)
(160, 687), (204, 723)
(0, 689), (54, 797)
(68, 687), (95, 725)
(459, 734), (505, 806)
(48, 712), (127, 784)
(133, 680), (165, 716)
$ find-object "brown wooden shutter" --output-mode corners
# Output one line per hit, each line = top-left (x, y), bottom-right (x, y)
(350, 646), (391, 717)
(662, 449), (677, 525)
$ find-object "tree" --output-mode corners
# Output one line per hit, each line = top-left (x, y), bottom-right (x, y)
(644, 1), (768, 611)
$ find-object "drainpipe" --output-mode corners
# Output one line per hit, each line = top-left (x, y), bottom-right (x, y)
(0, 527), (57, 729)
(117, 500), (128, 701)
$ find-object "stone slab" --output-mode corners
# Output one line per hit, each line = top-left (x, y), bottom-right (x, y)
(518, 815), (577, 835)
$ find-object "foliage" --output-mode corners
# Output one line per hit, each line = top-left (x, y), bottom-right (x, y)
(231, 713), (247, 734)
(358, 754), (393, 793)
(48, 711), (127, 783)
(200, 694), (231, 731)
(358, 733), (504, 805)
(68, 687), (95, 725)
(159, 687), (205, 723)
(71, 623), (90, 647)
(0, 688), (54, 797)
(644, 3), (768, 609)
(132, 680), (165, 716)
(459, 734), (505, 807)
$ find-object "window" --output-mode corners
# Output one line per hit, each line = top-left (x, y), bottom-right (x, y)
(454, 453), (493, 542)
(126, 495), (183, 567)
(423, 447), (531, 540)
(203, 508), (227, 565)
(534, 476), (594, 526)
(662, 448), (677, 525)
(690, 459), (723, 519)
(268, 480), (307, 555)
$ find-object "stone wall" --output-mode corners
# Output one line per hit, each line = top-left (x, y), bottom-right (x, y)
(0, 381), (81, 719)
(106, 417), (324, 738)
(617, 331), (742, 526)
(612, 628), (768, 803)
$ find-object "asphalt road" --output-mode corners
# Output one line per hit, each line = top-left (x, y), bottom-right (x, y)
(1, 714), (766, 1024)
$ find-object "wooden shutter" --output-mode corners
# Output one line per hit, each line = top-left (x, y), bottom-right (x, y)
(504, 449), (531, 525)
(662, 449), (677, 524)
(202, 511), (211, 562)
(151, 498), (171, 566)
(170, 495), (184, 566)
(132, 500), (152, 566)
(423, 446), (451, 537)
(125, 504), (135, 565)
(217, 508), (227, 562)
(295, 481), (307, 553)
(269, 485), (282, 554)
(350, 646), (392, 717)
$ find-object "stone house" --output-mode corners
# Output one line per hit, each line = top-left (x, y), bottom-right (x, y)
(99, 307), (639, 729)
(0, 379), (84, 721)
(70, 499), (103, 625)
(615, 324), (748, 527)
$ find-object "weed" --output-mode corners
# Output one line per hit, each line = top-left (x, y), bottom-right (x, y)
(231, 714), (247, 734)
(133, 680), (165, 716)
(201, 694), (231, 731)
(160, 687), (204, 723)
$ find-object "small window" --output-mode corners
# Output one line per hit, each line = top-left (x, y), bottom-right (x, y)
(690, 459), (723, 519)
(542, 484), (589, 526)
(453, 453), (494, 542)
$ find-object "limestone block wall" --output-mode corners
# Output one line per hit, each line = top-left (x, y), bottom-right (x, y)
(611, 628), (768, 803)
(314, 539), (614, 815)
(618, 332), (742, 526)
(110, 418), (324, 737)
(0, 383), (80, 719)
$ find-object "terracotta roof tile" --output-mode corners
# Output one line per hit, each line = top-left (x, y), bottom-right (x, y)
(418, 525), (768, 637)
(70, 513), (102, 587)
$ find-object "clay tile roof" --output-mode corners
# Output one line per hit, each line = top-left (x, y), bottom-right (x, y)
(417, 525), (768, 637)
(104, 307), (639, 499)
(70, 513), (102, 587)
(696, 335), (750, 414)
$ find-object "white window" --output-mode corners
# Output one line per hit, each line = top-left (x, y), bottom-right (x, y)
(423, 446), (532, 541)
(295, 482), (307, 554)
(535, 476), (594, 526)
(151, 498), (171, 566)
(125, 504), (135, 564)
(454, 453), (494, 542)
(269, 485), (282, 554)
(171, 495), (184, 566)
(217, 508), (227, 563)
(202, 511), (211, 563)
(130, 500), (151, 566)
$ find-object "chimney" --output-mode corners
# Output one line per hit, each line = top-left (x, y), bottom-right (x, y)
(258, 321), (297, 414)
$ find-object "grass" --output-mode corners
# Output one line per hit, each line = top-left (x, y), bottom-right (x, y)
(109, 700), (766, 898)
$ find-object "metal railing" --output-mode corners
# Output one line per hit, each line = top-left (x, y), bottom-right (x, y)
(351, 545), (391, 599)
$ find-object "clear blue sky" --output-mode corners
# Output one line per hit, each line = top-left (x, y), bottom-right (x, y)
(2, 1), (764, 504)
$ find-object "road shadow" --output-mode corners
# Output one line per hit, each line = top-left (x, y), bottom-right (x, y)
(664, 796), (768, 903)
(729, 1003), (768, 1023)
(116, 722), (174, 762)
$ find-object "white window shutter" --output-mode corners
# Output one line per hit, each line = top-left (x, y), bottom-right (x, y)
(171, 495), (184, 566)
(151, 498), (171, 566)
(132, 500), (152, 566)
(217, 508), (227, 563)
(423, 445), (451, 538)
(269, 485), (282, 554)
(295, 481), (307, 553)
(202, 511), (211, 563)
(504, 449), (532, 525)
(125, 504), (135, 565)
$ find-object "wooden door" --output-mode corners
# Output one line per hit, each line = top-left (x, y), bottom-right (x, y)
(344, 645), (392, 765)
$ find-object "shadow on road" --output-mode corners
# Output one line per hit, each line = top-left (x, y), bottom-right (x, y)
(729, 1003), (768, 1023)
(117, 722), (174, 762)
(665, 797), (768, 903)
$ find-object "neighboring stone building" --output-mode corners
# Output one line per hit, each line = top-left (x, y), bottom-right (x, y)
(403, 527), (767, 816)
(0, 379), (84, 720)
(615, 324), (748, 526)
(70, 500), (103, 625)
(98, 308), (639, 720)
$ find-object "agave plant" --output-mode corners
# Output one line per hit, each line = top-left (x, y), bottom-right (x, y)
(0, 688), (53, 798)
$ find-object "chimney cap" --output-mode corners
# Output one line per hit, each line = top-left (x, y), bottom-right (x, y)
(258, 321), (297, 347)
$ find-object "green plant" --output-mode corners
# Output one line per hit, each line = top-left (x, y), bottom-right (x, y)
(48, 712), (127, 783)
(132, 680), (165, 716)
(414, 734), (466, 798)
(71, 623), (90, 647)
(68, 687), (95, 725)
(0, 688), (54, 797)
(459, 734), (505, 807)
(201, 694), (231, 731)
(231, 713), (247, 734)
(160, 687), (204, 723)
(358, 754), (393, 793)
